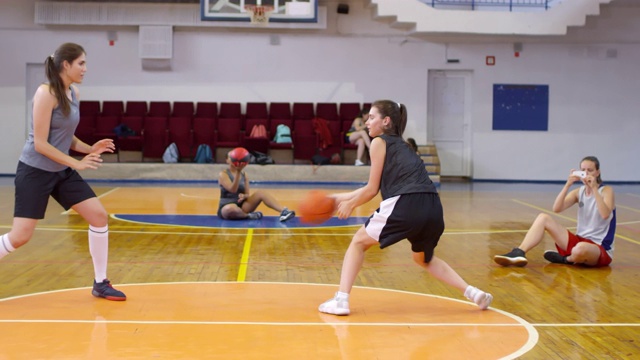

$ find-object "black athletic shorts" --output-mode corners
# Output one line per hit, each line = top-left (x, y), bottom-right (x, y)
(365, 192), (444, 263)
(14, 161), (96, 219)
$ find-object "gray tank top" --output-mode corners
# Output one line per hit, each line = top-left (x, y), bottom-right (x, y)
(19, 86), (79, 172)
(218, 169), (247, 210)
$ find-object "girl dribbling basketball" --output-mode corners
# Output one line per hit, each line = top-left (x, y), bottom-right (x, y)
(318, 100), (493, 315)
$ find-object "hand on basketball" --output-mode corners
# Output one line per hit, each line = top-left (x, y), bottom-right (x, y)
(76, 153), (102, 170)
(91, 139), (116, 154)
(233, 162), (247, 172)
(335, 199), (355, 219)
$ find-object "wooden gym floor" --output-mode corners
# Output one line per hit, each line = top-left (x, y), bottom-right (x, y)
(0, 179), (639, 359)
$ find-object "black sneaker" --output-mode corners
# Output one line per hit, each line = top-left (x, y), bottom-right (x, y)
(92, 279), (126, 301)
(279, 207), (295, 222)
(544, 250), (574, 265)
(493, 248), (528, 267)
(247, 212), (263, 220)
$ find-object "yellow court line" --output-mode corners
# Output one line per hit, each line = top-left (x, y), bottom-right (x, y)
(237, 228), (253, 282)
(511, 199), (577, 222)
(616, 204), (640, 213)
(615, 233), (640, 246)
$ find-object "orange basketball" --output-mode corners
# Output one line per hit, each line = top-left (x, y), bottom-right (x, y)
(299, 190), (336, 225)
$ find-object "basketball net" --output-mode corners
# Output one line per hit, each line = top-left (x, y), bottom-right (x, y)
(245, 5), (273, 26)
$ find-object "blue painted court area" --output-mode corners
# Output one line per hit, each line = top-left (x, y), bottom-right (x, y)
(113, 214), (368, 229)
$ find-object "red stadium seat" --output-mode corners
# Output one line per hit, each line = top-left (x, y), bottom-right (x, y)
(292, 102), (314, 121)
(195, 102), (218, 120)
(269, 102), (291, 121)
(316, 102), (339, 122)
(168, 117), (193, 160)
(142, 116), (168, 161)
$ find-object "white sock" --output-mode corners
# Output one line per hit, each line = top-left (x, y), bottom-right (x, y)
(1, 234), (16, 259)
(89, 225), (109, 283)
(336, 291), (350, 300)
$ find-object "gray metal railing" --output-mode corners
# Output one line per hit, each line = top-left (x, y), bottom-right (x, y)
(421, 0), (560, 11)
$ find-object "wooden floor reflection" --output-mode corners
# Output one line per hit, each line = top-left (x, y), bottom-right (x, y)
(0, 181), (639, 359)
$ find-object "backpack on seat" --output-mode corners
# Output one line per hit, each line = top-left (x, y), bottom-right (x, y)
(249, 124), (268, 138)
(162, 142), (179, 163)
(113, 123), (136, 138)
(193, 144), (213, 163)
(250, 150), (275, 165)
(273, 124), (291, 143)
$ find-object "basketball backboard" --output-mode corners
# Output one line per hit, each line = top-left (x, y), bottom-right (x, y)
(201, 0), (318, 23)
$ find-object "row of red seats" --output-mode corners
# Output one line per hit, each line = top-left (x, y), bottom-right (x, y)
(76, 101), (371, 163)
(79, 101), (371, 121)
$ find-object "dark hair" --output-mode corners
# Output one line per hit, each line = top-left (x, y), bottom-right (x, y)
(406, 137), (418, 153)
(44, 43), (85, 116)
(371, 100), (407, 136)
(581, 156), (602, 184)
(361, 107), (370, 117)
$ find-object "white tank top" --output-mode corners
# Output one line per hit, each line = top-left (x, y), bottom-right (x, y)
(576, 185), (616, 257)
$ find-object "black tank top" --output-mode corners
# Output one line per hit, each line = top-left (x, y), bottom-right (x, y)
(379, 134), (437, 200)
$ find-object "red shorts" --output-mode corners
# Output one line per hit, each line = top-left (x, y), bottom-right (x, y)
(556, 231), (612, 267)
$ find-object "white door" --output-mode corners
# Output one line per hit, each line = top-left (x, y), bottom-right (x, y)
(26, 63), (46, 137)
(427, 70), (472, 177)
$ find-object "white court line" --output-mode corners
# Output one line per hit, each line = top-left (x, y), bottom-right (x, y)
(0, 319), (636, 327)
(180, 192), (215, 200)
(0, 281), (538, 360)
(61, 187), (122, 215)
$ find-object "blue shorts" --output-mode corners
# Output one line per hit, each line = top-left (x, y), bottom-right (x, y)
(14, 161), (96, 219)
(365, 192), (444, 263)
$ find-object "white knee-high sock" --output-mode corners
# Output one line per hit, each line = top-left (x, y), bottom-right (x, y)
(89, 225), (109, 282)
(1, 234), (16, 259)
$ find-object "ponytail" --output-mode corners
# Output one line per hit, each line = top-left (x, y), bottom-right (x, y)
(44, 55), (70, 116)
(44, 43), (85, 117)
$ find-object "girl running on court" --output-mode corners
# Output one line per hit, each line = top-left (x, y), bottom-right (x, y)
(0, 43), (126, 301)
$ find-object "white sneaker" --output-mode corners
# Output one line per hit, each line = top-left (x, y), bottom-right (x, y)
(354, 159), (365, 166)
(318, 293), (350, 315)
(464, 286), (493, 310)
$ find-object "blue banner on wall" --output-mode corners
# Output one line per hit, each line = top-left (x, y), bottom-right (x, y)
(493, 84), (549, 131)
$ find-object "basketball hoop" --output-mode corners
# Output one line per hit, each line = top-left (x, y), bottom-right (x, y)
(245, 5), (273, 25)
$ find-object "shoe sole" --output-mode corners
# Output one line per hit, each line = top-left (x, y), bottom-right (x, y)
(279, 213), (294, 222)
(318, 308), (350, 316)
(493, 255), (528, 267)
(92, 290), (127, 301)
